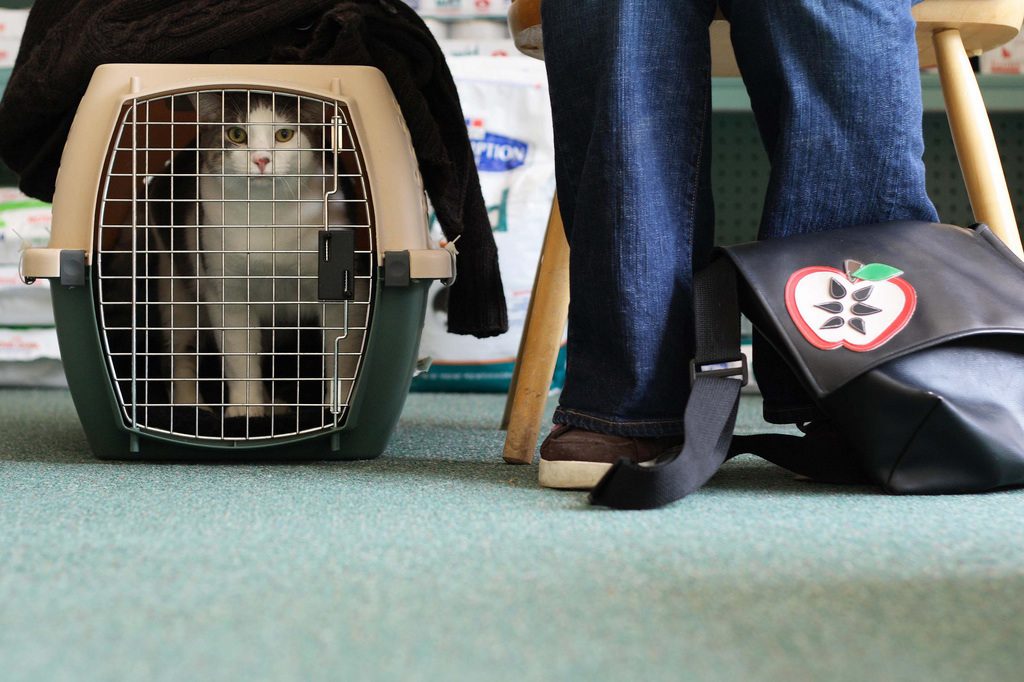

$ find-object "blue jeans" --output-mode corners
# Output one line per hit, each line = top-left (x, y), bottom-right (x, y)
(542, 0), (939, 436)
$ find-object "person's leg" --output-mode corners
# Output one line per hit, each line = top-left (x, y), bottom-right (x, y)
(721, 0), (939, 423)
(541, 0), (718, 440)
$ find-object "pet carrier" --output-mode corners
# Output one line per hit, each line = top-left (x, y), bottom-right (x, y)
(21, 64), (454, 460)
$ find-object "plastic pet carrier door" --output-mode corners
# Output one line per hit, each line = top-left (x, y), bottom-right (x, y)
(22, 65), (453, 460)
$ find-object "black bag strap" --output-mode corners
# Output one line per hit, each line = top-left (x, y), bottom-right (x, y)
(589, 257), (746, 509)
(589, 255), (869, 509)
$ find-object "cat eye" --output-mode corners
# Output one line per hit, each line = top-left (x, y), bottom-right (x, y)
(275, 128), (295, 143)
(226, 126), (247, 144)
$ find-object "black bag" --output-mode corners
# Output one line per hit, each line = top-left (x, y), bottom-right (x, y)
(590, 221), (1024, 509)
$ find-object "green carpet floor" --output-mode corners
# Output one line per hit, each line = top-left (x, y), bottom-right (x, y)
(1, 388), (1022, 681)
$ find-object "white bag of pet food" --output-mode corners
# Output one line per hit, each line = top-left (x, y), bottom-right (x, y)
(0, 9), (27, 67)
(412, 0), (512, 18)
(0, 191), (53, 264)
(980, 32), (1024, 74)
(439, 39), (517, 58)
(412, 56), (564, 392)
(0, 9), (28, 40)
(0, 265), (53, 326)
(0, 327), (66, 388)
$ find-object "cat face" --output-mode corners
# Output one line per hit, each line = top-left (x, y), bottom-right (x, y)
(195, 92), (326, 177)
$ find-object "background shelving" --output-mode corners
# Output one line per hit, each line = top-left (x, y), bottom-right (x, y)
(710, 74), (1024, 243)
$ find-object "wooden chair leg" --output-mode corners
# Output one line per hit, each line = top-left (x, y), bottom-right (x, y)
(499, 305), (529, 428)
(500, 209), (545, 430)
(501, 194), (567, 432)
(502, 196), (570, 464)
(933, 27), (1024, 258)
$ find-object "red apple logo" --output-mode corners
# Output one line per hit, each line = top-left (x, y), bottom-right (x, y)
(785, 260), (916, 352)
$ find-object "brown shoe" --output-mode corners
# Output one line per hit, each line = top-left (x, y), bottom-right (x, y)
(538, 425), (684, 490)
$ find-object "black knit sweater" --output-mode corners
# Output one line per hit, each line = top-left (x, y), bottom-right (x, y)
(0, 0), (507, 338)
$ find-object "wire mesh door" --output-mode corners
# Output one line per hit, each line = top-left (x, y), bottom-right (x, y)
(95, 88), (376, 441)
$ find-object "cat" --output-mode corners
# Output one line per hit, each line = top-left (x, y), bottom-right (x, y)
(150, 91), (352, 420)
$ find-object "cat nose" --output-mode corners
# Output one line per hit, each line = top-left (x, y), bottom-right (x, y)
(252, 155), (271, 173)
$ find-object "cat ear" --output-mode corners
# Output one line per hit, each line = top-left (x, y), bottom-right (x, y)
(300, 98), (327, 125)
(192, 91), (223, 122)
(169, 92), (199, 119)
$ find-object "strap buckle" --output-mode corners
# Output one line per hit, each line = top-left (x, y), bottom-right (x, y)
(689, 355), (748, 387)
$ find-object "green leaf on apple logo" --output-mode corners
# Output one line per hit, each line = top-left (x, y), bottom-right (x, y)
(851, 263), (903, 282)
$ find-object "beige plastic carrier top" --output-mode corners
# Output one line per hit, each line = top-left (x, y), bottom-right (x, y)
(22, 63), (452, 281)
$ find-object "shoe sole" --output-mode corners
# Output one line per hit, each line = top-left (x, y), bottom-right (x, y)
(538, 458), (612, 490)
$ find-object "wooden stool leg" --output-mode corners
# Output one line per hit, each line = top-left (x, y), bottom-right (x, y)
(933, 28), (1024, 258)
(502, 196), (570, 464)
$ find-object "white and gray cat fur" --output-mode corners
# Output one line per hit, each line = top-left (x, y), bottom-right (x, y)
(153, 92), (352, 418)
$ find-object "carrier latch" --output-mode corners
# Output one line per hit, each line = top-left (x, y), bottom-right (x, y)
(318, 229), (356, 301)
(19, 248), (86, 286)
(60, 250), (86, 287)
(385, 247), (455, 286)
(384, 250), (411, 287)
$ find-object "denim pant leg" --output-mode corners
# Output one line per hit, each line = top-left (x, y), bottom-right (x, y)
(542, 0), (718, 437)
(722, 0), (940, 423)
